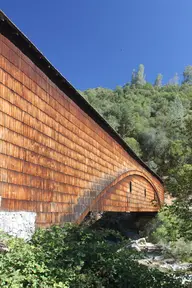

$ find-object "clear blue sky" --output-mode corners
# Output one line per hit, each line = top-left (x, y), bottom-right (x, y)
(1, 1), (192, 90)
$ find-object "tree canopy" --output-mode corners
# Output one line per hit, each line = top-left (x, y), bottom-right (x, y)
(82, 64), (192, 181)
(82, 65), (192, 256)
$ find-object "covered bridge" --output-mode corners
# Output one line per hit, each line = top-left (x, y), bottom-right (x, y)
(0, 11), (164, 230)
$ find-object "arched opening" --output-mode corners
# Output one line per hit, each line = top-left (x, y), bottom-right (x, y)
(76, 169), (163, 224)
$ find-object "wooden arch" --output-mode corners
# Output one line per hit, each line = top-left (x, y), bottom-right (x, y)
(77, 169), (161, 223)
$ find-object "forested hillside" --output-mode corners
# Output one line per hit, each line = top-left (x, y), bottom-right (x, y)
(82, 65), (192, 262)
(82, 64), (192, 181)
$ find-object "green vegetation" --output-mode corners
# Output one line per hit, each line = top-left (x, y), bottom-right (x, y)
(151, 206), (192, 262)
(82, 65), (192, 179)
(150, 163), (192, 262)
(1, 65), (191, 287)
(0, 226), (183, 287)
(82, 64), (192, 262)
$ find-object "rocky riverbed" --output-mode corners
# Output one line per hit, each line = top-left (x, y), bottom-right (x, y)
(89, 212), (192, 285)
(125, 237), (192, 285)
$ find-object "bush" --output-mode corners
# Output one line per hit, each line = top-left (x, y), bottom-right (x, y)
(146, 206), (192, 262)
(0, 225), (184, 287)
(171, 238), (192, 262)
(151, 206), (181, 243)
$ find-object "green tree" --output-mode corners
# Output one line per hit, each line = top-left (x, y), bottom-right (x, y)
(131, 69), (136, 85)
(185, 114), (192, 147)
(0, 226), (183, 288)
(118, 104), (136, 138)
(124, 137), (142, 157)
(135, 64), (146, 85)
(168, 73), (179, 85)
(154, 74), (163, 87)
(81, 65), (192, 179)
(183, 65), (192, 84)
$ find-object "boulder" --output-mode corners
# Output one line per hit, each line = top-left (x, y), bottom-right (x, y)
(130, 242), (141, 252)
(136, 238), (147, 246)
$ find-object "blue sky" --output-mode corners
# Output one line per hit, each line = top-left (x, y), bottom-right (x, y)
(1, 1), (192, 90)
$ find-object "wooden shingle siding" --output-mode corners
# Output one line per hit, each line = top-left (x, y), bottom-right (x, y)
(0, 33), (164, 226)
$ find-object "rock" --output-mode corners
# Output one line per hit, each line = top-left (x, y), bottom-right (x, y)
(170, 263), (192, 272)
(145, 242), (161, 252)
(153, 255), (164, 261)
(136, 238), (147, 246)
(125, 237), (163, 253)
(90, 212), (103, 221)
(130, 242), (141, 252)
(181, 263), (192, 270)
(0, 211), (36, 240)
(123, 236), (192, 283)
(164, 258), (176, 264)
(138, 259), (151, 266)
(128, 238), (162, 253)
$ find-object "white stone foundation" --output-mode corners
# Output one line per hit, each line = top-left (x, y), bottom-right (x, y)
(0, 211), (36, 240)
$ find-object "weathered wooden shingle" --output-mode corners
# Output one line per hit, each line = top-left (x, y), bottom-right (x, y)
(0, 11), (164, 226)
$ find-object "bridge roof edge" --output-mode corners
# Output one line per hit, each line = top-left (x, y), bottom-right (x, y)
(0, 10), (163, 184)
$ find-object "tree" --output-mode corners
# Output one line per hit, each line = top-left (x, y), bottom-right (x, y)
(166, 164), (192, 241)
(124, 137), (142, 157)
(168, 73), (179, 85)
(118, 104), (135, 138)
(81, 67), (192, 178)
(154, 74), (163, 87)
(135, 64), (146, 86)
(183, 65), (192, 84)
(131, 69), (136, 85)
(185, 114), (192, 146)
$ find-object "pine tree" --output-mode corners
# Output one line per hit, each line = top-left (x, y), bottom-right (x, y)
(135, 64), (146, 85)
(168, 73), (179, 85)
(154, 74), (163, 87)
(183, 66), (192, 84)
(172, 73), (179, 85)
(131, 69), (136, 85)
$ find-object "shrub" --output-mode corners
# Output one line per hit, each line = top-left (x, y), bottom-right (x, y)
(0, 225), (184, 287)
(151, 206), (181, 243)
(145, 205), (192, 263)
(170, 238), (192, 262)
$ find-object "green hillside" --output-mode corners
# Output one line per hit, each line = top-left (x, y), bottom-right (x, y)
(82, 65), (192, 180)
(81, 65), (192, 257)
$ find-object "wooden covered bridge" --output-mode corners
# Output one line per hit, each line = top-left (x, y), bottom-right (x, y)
(0, 11), (164, 228)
